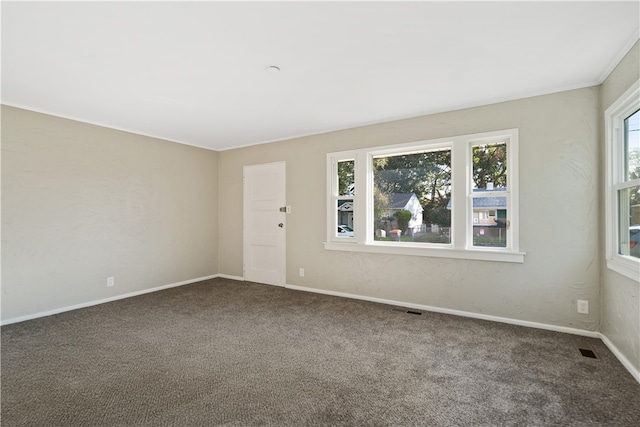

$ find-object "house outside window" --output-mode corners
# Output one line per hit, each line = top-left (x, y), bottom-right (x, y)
(605, 80), (640, 281)
(377, 193), (425, 239)
(337, 200), (354, 230)
(472, 189), (507, 247)
(334, 159), (355, 239)
(326, 129), (523, 263)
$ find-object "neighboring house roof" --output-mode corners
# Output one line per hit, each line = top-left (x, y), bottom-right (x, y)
(473, 196), (506, 208)
(340, 193), (424, 212)
(388, 193), (415, 209)
(446, 188), (507, 209)
(473, 188), (506, 208)
(337, 200), (353, 212)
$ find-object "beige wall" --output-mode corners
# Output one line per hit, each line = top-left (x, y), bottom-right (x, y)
(219, 86), (601, 331)
(1, 106), (219, 321)
(599, 41), (640, 373)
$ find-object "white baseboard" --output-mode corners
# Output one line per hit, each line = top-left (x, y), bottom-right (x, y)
(1, 274), (218, 326)
(214, 273), (245, 281)
(600, 332), (640, 383)
(284, 284), (602, 338)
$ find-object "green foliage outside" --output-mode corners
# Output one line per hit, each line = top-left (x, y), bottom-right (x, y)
(472, 144), (507, 189)
(394, 209), (412, 233)
(338, 160), (355, 195)
(372, 143), (508, 228)
(374, 187), (389, 229)
(342, 143), (509, 231)
(374, 150), (452, 227)
(473, 236), (507, 247)
(376, 232), (450, 243)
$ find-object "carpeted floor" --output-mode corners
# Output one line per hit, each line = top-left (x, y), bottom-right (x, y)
(1, 278), (639, 426)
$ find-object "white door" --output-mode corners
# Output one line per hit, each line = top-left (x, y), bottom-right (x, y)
(243, 162), (286, 286)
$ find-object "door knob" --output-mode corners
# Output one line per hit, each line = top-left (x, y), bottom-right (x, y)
(278, 223), (284, 228)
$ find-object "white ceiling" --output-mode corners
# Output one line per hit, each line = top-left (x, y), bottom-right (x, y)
(2, 1), (639, 151)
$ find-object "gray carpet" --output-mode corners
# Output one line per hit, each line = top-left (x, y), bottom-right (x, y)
(1, 278), (639, 426)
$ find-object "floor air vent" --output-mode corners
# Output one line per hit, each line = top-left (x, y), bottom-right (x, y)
(392, 307), (422, 315)
(576, 343), (599, 360)
(578, 348), (598, 359)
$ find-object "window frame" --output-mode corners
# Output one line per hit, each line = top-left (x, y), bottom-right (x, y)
(328, 151), (359, 242)
(325, 129), (524, 263)
(605, 80), (640, 281)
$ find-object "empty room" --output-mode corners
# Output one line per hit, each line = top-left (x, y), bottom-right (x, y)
(2, 1), (639, 426)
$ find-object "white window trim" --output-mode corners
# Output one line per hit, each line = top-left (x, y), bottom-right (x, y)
(325, 129), (524, 263)
(605, 80), (640, 282)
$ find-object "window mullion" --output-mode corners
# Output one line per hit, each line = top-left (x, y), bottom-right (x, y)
(451, 140), (469, 250)
(507, 132), (518, 251)
(354, 151), (368, 243)
(327, 156), (336, 242)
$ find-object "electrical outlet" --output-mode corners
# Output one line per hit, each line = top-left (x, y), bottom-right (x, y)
(107, 276), (115, 287)
(299, 268), (304, 277)
(577, 299), (589, 314)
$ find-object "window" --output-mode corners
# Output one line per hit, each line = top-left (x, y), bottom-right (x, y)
(326, 129), (523, 263)
(372, 147), (451, 244)
(336, 159), (355, 238)
(605, 80), (640, 281)
(471, 142), (508, 248)
(329, 156), (356, 240)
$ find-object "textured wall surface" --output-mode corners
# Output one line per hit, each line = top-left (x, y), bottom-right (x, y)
(1, 106), (219, 321)
(219, 87), (601, 331)
(599, 41), (640, 373)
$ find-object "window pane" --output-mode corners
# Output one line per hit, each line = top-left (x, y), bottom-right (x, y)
(337, 199), (354, 238)
(624, 109), (640, 182)
(473, 206), (508, 248)
(619, 185), (640, 258)
(338, 160), (355, 196)
(372, 149), (451, 244)
(472, 142), (507, 190)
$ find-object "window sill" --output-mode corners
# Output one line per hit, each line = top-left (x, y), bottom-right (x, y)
(607, 257), (640, 282)
(324, 241), (525, 263)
